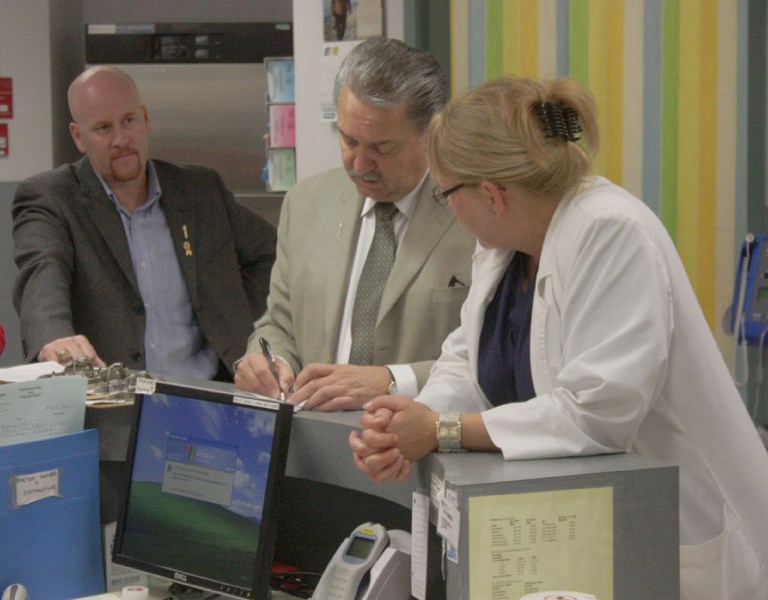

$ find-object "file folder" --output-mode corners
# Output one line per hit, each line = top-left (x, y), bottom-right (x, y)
(0, 429), (105, 599)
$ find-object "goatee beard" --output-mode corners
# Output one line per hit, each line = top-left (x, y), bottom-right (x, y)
(110, 152), (142, 182)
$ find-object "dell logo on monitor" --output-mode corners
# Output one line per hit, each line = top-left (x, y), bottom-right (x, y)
(173, 573), (188, 583)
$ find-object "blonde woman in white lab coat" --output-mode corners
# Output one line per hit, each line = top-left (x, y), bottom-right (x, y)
(349, 77), (768, 600)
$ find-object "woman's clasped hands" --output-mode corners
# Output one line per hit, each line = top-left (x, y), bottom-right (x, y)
(349, 395), (439, 483)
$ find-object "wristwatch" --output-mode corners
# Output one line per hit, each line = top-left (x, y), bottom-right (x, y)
(436, 412), (464, 453)
(385, 367), (397, 395)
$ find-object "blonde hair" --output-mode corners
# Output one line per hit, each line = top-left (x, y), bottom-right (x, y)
(428, 77), (599, 198)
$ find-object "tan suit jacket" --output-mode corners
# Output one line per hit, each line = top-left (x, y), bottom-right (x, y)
(247, 168), (475, 389)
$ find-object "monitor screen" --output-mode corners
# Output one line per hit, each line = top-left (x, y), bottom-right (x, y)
(112, 380), (293, 599)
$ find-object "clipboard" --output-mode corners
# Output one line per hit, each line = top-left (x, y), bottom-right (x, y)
(0, 429), (105, 599)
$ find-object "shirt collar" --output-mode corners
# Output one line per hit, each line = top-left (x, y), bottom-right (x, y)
(96, 159), (163, 216)
(360, 170), (429, 220)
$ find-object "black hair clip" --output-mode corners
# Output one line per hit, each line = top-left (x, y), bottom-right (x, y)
(534, 101), (582, 142)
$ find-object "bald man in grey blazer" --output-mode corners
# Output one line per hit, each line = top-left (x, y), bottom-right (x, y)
(235, 39), (475, 410)
(13, 66), (275, 381)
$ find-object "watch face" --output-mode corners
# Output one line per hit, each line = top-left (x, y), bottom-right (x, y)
(437, 416), (462, 452)
(438, 422), (459, 437)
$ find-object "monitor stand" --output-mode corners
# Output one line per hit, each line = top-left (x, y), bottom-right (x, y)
(165, 584), (273, 600)
(166, 584), (222, 600)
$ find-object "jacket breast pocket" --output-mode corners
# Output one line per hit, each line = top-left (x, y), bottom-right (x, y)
(430, 285), (469, 306)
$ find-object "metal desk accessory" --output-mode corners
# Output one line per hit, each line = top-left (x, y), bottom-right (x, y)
(39, 356), (149, 405)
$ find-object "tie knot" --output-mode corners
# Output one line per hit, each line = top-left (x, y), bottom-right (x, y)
(374, 202), (398, 222)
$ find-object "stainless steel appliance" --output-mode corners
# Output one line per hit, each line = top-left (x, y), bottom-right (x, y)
(85, 22), (293, 225)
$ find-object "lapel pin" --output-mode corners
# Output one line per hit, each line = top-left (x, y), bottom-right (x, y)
(182, 225), (193, 257)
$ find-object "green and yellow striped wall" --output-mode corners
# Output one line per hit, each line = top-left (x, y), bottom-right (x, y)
(447, 0), (763, 354)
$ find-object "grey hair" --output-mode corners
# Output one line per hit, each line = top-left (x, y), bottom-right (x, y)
(333, 38), (448, 132)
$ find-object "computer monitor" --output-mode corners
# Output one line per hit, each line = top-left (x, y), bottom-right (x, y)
(112, 380), (293, 599)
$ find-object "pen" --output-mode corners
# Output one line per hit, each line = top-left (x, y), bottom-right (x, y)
(258, 337), (286, 402)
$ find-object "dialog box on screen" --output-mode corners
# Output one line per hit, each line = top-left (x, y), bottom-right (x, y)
(161, 433), (238, 506)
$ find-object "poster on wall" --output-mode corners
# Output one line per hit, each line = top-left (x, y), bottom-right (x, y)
(0, 77), (12, 119)
(319, 40), (360, 122)
(0, 123), (8, 157)
(323, 0), (384, 43)
(319, 0), (384, 121)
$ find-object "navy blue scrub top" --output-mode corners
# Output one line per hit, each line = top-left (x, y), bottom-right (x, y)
(477, 252), (536, 406)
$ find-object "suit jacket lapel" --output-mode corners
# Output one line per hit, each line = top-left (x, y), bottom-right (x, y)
(156, 165), (198, 307)
(378, 178), (455, 320)
(75, 158), (140, 294)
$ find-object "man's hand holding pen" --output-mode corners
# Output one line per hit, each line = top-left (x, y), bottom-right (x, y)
(235, 352), (393, 412)
(234, 340), (295, 401)
(259, 337), (287, 402)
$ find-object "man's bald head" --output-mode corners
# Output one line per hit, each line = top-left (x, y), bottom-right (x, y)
(68, 66), (141, 124)
(67, 65), (150, 194)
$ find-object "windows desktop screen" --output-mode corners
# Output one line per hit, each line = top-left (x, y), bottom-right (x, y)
(119, 392), (280, 589)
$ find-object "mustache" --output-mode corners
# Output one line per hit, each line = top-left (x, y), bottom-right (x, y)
(111, 149), (139, 161)
(348, 169), (382, 183)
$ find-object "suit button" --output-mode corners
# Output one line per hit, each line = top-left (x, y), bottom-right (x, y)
(132, 351), (142, 362)
(134, 305), (145, 315)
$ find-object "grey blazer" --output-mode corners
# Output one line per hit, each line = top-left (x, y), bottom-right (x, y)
(246, 168), (476, 389)
(13, 157), (276, 378)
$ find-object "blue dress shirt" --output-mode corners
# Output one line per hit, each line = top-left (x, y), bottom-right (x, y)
(97, 161), (219, 379)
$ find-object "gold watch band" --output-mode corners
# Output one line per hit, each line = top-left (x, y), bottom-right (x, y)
(385, 367), (397, 395)
(436, 412), (464, 452)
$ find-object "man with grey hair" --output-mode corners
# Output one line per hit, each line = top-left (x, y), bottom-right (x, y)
(236, 38), (475, 410)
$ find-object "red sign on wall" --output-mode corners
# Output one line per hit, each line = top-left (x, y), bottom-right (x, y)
(0, 123), (8, 157)
(0, 78), (13, 119)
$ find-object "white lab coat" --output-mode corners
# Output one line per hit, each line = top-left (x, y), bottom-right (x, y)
(418, 177), (768, 599)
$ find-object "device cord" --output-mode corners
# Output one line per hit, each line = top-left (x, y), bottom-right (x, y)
(753, 325), (768, 422)
(270, 571), (321, 598)
(732, 236), (753, 388)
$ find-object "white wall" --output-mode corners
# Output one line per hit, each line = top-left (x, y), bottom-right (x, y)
(0, 0), (53, 182)
(0, 0), (53, 365)
(292, 0), (404, 181)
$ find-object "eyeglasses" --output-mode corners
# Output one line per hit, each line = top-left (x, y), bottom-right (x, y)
(432, 183), (466, 206)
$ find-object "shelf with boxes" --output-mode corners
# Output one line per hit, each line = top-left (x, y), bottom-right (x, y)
(264, 56), (296, 193)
